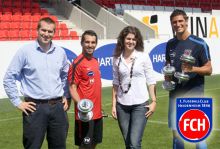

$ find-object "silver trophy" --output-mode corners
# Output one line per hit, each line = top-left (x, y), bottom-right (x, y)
(77, 99), (93, 122)
(162, 64), (176, 91)
(174, 50), (195, 83)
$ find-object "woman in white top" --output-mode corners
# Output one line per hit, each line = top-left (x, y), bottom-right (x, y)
(112, 26), (157, 149)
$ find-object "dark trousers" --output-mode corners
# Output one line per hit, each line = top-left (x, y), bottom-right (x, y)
(22, 101), (68, 149)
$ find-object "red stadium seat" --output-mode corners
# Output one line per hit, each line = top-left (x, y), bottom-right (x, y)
(3, 1), (12, 7)
(1, 14), (12, 22)
(20, 22), (31, 30)
(53, 30), (60, 40)
(0, 22), (10, 30)
(11, 14), (22, 22)
(59, 23), (68, 31)
(10, 22), (21, 30)
(20, 30), (31, 40)
(32, 15), (41, 22)
(60, 30), (70, 40)
(13, 1), (22, 8)
(9, 30), (20, 40)
(22, 15), (31, 22)
(31, 31), (38, 40)
(69, 31), (79, 40)
(0, 30), (9, 40)
(23, 2), (31, 8)
(32, 22), (38, 30)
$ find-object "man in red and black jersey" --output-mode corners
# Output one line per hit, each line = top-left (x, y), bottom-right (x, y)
(68, 30), (102, 149)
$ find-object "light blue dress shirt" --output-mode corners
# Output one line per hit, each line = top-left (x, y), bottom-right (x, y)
(3, 41), (70, 107)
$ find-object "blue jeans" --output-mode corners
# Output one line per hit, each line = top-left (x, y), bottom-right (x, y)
(116, 101), (148, 149)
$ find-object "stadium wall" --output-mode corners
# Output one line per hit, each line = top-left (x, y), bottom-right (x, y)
(80, 0), (129, 39)
(52, 0), (106, 38)
(0, 39), (219, 98)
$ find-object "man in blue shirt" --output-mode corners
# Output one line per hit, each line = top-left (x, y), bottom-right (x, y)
(3, 17), (70, 149)
(165, 9), (212, 149)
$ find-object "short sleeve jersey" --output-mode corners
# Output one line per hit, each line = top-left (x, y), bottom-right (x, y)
(68, 54), (102, 120)
(166, 35), (211, 96)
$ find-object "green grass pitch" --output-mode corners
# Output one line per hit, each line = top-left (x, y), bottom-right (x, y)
(0, 75), (219, 149)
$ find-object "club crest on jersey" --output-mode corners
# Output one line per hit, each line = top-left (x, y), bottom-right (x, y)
(176, 97), (212, 143)
(87, 71), (94, 76)
(183, 49), (192, 56)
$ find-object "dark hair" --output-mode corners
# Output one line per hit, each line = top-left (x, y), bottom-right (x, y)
(114, 26), (144, 58)
(170, 9), (188, 22)
(81, 30), (98, 45)
(37, 17), (56, 32)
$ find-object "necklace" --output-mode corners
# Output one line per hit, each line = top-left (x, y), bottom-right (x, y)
(117, 57), (135, 94)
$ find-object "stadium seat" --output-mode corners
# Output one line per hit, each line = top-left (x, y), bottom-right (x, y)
(1, 14), (12, 22)
(32, 15), (41, 22)
(13, 1), (22, 8)
(10, 22), (21, 30)
(53, 30), (60, 40)
(32, 3), (40, 9)
(41, 9), (49, 15)
(31, 31), (38, 40)
(9, 30), (20, 40)
(32, 22), (38, 30)
(175, 1), (187, 7)
(60, 30), (70, 40)
(0, 30), (8, 40)
(12, 14), (22, 22)
(59, 23), (68, 31)
(22, 15), (31, 22)
(0, 22), (10, 30)
(3, 1), (12, 7)
(20, 30), (31, 40)
(23, 2), (31, 8)
(69, 31), (79, 40)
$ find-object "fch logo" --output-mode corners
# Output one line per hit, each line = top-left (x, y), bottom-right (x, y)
(176, 98), (212, 143)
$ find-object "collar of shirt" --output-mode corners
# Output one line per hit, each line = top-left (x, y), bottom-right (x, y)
(35, 40), (56, 53)
(120, 50), (137, 66)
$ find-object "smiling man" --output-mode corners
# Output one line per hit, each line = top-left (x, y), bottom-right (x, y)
(68, 30), (102, 149)
(165, 9), (212, 149)
(3, 17), (70, 149)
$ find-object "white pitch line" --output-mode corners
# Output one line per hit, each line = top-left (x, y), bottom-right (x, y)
(0, 116), (220, 131)
(0, 117), (20, 122)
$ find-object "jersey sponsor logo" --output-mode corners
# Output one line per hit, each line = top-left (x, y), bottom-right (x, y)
(149, 42), (166, 74)
(176, 97), (212, 143)
(87, 71), (94, 76)
(94, 43), (115, 80)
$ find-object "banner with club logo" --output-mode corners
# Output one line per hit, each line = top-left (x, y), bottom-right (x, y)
(176, 97), (212, 143)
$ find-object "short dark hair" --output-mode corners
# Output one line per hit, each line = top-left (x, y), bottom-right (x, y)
(81, 30), (98, 45)
(37, 17), (56, 31)
(170, 9), (188, 22)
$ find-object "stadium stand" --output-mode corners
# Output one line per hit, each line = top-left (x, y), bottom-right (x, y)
(93, 0), (219, 13)
(0, 0), (79, 41)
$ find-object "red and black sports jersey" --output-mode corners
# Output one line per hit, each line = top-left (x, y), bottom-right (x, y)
(68, 54), (102, 120)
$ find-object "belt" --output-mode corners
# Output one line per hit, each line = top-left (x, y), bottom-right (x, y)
(24, 97), (62, 105)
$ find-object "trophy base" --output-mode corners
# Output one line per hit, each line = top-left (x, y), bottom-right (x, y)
(174, 72), (189, 82)
(162, 81), (176, 91)
(78, 111), (93, 122)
